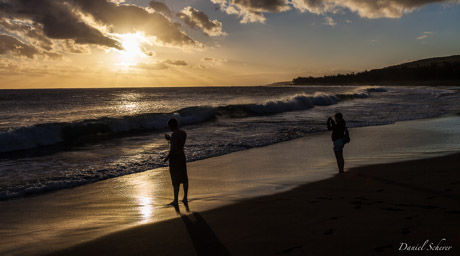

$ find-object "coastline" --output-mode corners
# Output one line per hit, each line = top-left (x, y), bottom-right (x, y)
(275, 81), (460, 86)
(49, 152), (460, 256)
(1, 114), (460, 255)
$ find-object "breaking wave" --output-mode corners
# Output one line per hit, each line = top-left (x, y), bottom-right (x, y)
(0, 88), (382, 153)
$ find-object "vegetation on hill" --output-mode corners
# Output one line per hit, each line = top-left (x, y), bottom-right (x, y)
(292, 55), (460, 85)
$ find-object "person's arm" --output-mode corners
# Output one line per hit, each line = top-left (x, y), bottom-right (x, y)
(170, 132), (178, 154)
(163, 133), (172, 162)
(327, 118), (335, 130)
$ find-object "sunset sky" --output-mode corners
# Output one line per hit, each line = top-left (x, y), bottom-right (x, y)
(1, 0), (459, 88)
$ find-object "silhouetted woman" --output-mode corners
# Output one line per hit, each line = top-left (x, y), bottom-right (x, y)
(327, 113), (348, 173)
(164, 118), (188, 206)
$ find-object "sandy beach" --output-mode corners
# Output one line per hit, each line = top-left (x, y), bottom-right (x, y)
(2, 1), (460, 254)
(49, 152), (460, 256)
(1, 114), (460, 255)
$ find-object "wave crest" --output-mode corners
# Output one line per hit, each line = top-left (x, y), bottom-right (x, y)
(0, 89), (381, 153)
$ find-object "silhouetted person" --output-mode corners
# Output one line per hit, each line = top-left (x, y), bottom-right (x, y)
(327, 113), (349, 173)
(164, 118), (188, 206)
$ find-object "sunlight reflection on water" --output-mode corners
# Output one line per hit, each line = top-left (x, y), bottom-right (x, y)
(137, 196), (153, 224)
(132, 178), (156, 224)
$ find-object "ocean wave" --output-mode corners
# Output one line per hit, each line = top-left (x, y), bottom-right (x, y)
(0, 89), (381, 153)
(0, 164), (158, 200)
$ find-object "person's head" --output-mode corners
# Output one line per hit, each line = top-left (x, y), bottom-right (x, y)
(167, 118), (178, 131)
(335, 112), (343, 121)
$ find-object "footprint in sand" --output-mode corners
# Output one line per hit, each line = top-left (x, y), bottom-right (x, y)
(323, 229), (334, 235)
(420, 205), (438, 210)
(350, 201), (363, 209)
(374, 245), (392, 253)
(404, 215), (418, 220)
(401, 228), (410, 235)
(382, 207), (404, 212)
(277, 245), (303, 254)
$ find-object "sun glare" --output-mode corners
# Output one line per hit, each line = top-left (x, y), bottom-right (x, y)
(115, 33), (150, 68)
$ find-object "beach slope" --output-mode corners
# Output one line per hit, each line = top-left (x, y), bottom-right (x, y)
(49, 152), (460, 256)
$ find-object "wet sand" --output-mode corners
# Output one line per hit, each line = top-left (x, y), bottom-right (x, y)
(1, 114), (460, 255)
(49, 152), (460, 256)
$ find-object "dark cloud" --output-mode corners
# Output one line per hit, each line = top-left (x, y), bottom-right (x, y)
(177, 7), (225, 36)
(211, 0), (290, 23)
(0, 19), (53, 51)
(149, 1), (172, 17)
(233, 0), (290, 12)
(72, 0), (196, 46)
(292, 0), (450, 18)
(0, 0), (200, 56)
(0, 34), (38, 58)
(0, 0), (122, 49)
(213, 0), (453, 22)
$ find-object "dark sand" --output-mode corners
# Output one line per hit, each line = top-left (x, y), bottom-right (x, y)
(49, 152), (460, 256)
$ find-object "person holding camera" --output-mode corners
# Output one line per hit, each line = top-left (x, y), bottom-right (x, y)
(164, 118), (188, 206)
(327, 113), (349, 173)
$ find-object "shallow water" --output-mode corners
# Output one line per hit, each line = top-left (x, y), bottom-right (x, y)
(0, 114), (459, 255)
(1, 86), (459, 200)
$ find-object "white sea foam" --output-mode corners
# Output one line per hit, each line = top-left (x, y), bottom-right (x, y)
(1, 86), (458, 200)
(0, 89), (374, 153)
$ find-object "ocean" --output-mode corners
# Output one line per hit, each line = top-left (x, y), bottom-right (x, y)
(1, 85), (459, 200)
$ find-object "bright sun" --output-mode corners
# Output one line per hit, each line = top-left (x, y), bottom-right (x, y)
(115, 33), (150, 68)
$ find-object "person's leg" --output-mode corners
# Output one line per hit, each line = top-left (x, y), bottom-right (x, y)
(170, 185), (179, 205)
(334, 150), (344, 173)
(182, 182), (188, 202)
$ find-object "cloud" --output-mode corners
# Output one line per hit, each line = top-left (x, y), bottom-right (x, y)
(212, 0), (290, 23)
(177, 7), (226, 36)
(136, 59), (188, 70)
(417, 31), (432, 40)
(163, 59), (188, 66)
(203, 57), (228, 63)
(0, 0), (122, 50)
(213, 0), (455, 23)
(149, 1), (172, 17)
(199, 57), (228, 68)
(0, 18), (91, 57)
(72, 0), (197, 47)
(0, 34), (38, 58)
(291, 0), (451, 19)
(323, 16), (336, 26)
(233, 0), (291, 12)
(0, 0), (202, 59)
(0, 19), (54, 51)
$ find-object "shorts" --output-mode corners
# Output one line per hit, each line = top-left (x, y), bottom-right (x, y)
(169, 153), (188, 187)
(333, 138), (345, 152)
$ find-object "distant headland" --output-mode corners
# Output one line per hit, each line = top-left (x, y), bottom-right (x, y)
(291, 55), (460, 86)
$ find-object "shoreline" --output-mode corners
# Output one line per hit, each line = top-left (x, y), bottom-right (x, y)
(49, 152), (460, 256)
(275, 81), (460, 86)
(1, 109), (456, 202)
(1, 114), (460, 255)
